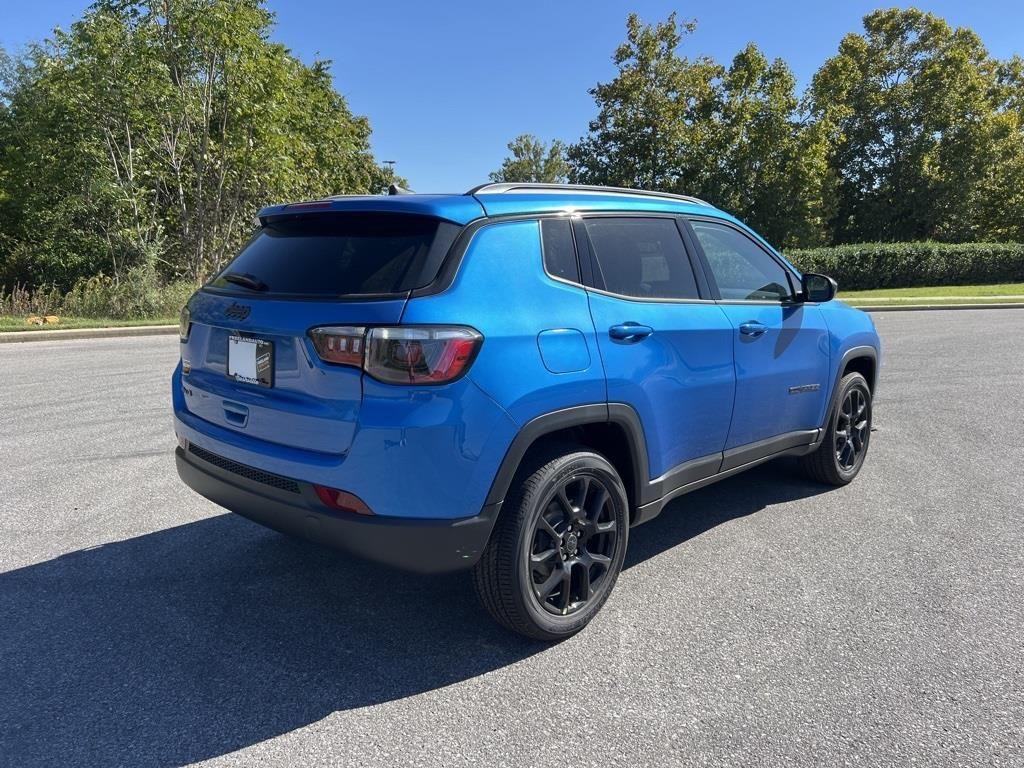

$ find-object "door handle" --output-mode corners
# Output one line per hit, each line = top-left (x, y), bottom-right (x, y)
(739, 321), (767, 338)
(609, 323), (654, 341)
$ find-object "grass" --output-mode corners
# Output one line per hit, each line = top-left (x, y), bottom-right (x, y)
(0, 316), (177, 332)
(840, 282), (1024, 305)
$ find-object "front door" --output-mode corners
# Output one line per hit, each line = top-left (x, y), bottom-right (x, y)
(686, 218), (831, 452)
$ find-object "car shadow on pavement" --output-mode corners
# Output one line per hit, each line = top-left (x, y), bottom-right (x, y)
(625, 459), (833, 569)
(0, 460), (832, 767)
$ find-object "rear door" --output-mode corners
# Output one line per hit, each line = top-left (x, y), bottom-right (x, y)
(180, 212), (458, 455)
(685, 218), (830, 452)
(577, 216), (735, 483)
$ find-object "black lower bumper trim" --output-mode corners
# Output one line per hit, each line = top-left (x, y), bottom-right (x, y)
(176, 447), (499, 574)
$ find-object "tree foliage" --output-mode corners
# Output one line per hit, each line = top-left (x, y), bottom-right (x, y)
(4, 6), (1024, 295)
(707, 45), (831, 248)
(489, 134), (568, 183)
(982, 56), (1024, 242)
(562, 14), (828, 248)
(566, 14), (720, 194)
(0, 0), (394, 289)
(810, 8), (1016, 244)
(488, 9), (1024, 250)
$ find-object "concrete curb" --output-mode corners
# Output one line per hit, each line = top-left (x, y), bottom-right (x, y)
(857, 303), (1024, 312)
(0, 324), (177, 344)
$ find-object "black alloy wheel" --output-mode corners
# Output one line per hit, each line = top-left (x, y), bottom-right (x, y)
(801, 371), (872, 486)
(835, 385), (869, 471)
(472, 449), (629, 641)
(528, 473), (619, 616)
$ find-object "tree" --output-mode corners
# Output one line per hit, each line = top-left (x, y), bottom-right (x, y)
(0, 0), (393, 289)
(978, 56), (1024, 242)
(567, 15), (828, 248)
(567, 13), (721, 192)
(707, 45), (831, 247)
(489, 134), (568, 183)
(810, 8), (1002, 243)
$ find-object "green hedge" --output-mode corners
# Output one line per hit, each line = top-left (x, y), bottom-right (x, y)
(785, 242), (1024, 291)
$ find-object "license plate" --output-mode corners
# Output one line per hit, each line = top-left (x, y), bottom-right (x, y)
(228, 335), (273, 387)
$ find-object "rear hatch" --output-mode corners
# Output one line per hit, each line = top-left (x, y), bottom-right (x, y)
(180, 211), (462, 455)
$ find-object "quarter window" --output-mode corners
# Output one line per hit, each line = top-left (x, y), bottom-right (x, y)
(541, 218), (580, 283)
(690, 221), (794, 302)
(584, 218), (699, 300)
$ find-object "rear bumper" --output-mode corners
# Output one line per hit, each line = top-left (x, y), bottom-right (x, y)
(176, 446), (499, 574)
(171, 361), (519, 524)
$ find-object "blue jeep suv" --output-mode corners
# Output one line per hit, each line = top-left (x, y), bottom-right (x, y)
(173, 183), (880, 640)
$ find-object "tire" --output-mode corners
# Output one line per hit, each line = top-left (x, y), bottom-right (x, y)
(471, 448), (630, 641)
(801, 371), (872, 486)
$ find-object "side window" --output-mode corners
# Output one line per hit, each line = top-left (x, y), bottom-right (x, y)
(584, 218), (699, 300)
(541, 218), (580, 283)
(690, 221), (794, 302)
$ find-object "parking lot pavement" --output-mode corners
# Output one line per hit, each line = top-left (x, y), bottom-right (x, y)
(1, 309), (1022, 767)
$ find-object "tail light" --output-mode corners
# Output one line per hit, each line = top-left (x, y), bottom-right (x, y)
(308, 325), (482, 385)
(365, 327), (481, 384)
(309, 326), (365, 366)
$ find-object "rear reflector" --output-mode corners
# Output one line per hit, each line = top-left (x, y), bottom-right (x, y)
(313, 485), (373, 515)
(307, 325), (482, 385)
(179, 305), (191, 341)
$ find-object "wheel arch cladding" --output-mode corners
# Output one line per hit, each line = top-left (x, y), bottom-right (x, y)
(483, 404), (650, 516)
(824, 346), (878, 430)
(843, 354), (877, 392)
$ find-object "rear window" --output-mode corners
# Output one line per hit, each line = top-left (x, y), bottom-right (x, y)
(209, 213), (458, 297)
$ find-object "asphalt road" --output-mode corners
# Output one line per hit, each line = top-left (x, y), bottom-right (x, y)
(2, 310), (1022, 767)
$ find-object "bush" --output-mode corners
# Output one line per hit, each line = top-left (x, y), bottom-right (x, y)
(61, 267), (195, 319)
(785, 242), (1024, 291)
(1, 268), (195, 320)
(0, 283), (64, 317)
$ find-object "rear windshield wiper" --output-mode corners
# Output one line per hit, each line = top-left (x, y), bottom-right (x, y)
(222, 272), (267, 291)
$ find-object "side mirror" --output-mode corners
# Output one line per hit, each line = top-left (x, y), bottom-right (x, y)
(801, 273), (838, 303)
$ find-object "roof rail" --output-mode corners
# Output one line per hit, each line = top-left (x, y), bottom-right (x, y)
(466, 182), (713, 207)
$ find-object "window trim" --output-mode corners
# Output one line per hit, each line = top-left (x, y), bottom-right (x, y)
(683, 216), (800, 305)
(573, 213), (712, 304)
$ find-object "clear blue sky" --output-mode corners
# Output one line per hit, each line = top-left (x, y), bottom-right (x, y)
(3, 1), (1023, 192)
